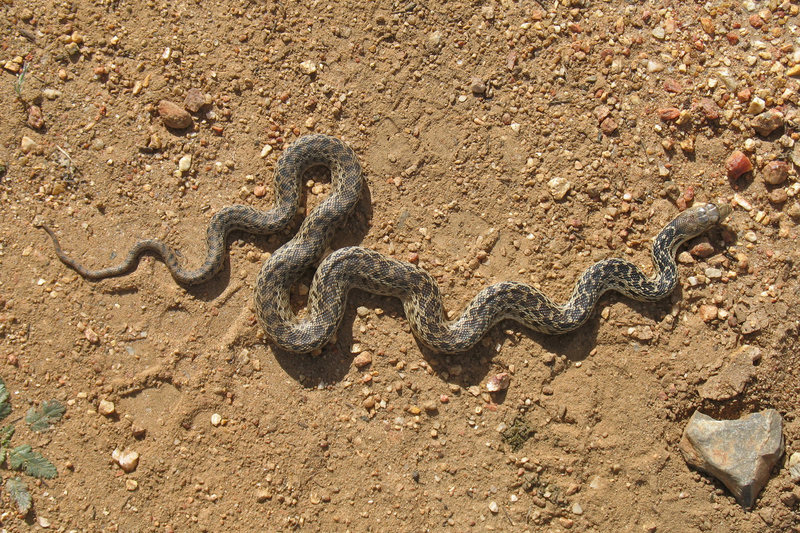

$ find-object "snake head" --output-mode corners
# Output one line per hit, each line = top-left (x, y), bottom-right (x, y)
(675, 202), (731, 237)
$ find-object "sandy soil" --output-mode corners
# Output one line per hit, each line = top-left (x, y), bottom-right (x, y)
(1, 0), (799, 531)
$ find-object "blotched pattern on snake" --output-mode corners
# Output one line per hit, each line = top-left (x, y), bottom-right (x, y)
(40, 134), (731, 353)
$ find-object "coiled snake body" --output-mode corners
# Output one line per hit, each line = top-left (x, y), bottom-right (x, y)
(41, 134), (730, 353)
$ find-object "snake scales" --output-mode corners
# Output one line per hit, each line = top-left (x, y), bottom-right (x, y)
(41, 134), (731, 353)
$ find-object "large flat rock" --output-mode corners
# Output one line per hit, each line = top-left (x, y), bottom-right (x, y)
(679, 409), (783, 508)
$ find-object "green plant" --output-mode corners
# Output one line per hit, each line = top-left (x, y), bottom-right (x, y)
(0, 378), (64, 514)
(13, 62), (28, 98)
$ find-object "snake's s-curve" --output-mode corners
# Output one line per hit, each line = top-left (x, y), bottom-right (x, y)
(41, 134), (731, 354)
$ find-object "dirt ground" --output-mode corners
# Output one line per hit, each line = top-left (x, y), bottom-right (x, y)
(1, 0), (799, 531)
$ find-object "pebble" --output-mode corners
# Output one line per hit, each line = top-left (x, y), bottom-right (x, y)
(112, 448), (140, 473)
(42, 88), (62, 100)
(3, 58), (21, 73)
(469, 77), (486, 95)
(158, 100), (193, 129)
(599, 117), (618, 135)
(698, 304), (718, 322)
(126, 479), (139, 491)
(751, 110), (784, 136)
(427, 30), (442, 50)
(768, 188), (787, 204)
(211, 413), (222, 426)
(651, 27), (666, 40)
(27, 105), (44, 130)
(183, 88), (206, 113)
(20, 135), (38, 154)
(697, 98), (720, 120)
(658, 107), (680, 121)
(663, 78), (682, 93)
(646, 60), (664, 73)
(704, 267), (722, 279)
(789, 452), (800, 483)
(422, 401), (438, 413)
(725, 151), (753, 180)
(762, 161), (788, 185)
(260, 144), (273, 158)
(700, 17), (715, 35)
(733, 193), (753, 211)
(679, 409), (783, 508)
(256, 488), (273, 502)
(486, 372), (510, 392)
(698, 348), (756, 401)
(747, 97), (766, 115)
(178, 154), (192, 172)
(594, 105), (611, 122)
(84, 326), (100, 344)
(98, 399), (116, 416)
(690, 241), (714, 258)
(353, 351), (373, 368)
(38, 517), (50, 528)
(547, 176), (571, 200)
(488, 501), (499, 513)
(572, 502), (583, 515)
(299, 60), (317, 75)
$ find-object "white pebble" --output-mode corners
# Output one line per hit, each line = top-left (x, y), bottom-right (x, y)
(299, 60), (317, 75)
(789, 452), (800, 483)
(42, 88), (62, 100)
(547, 176), (571, 200)
(211, 413), (222, 426)
(488, 501), (499, 513)
(112, 448), (140, 473)
(733, 193), (753, 211)
(178, 154), (192, 172)
(747, 96), (765, 114)
(21, 136), (38, 153)
(98, 399), (116, 416)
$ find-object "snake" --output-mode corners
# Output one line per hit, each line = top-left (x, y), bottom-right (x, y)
(40, 134), (731, 354)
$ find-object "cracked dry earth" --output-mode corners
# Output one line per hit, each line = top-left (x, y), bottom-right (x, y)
(1, 0), (800, 531)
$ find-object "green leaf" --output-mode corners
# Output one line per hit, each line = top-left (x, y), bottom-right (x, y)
(0, 376), (10, 422)
(5, 477), (31, 514)
(8, 445), (57, 479)
(25, 400), (65, 432)
(0, 424), (15, 448)
(0, 377), (8, 405)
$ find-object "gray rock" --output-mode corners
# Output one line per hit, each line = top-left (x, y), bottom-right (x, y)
(680, 409), (783, 508)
